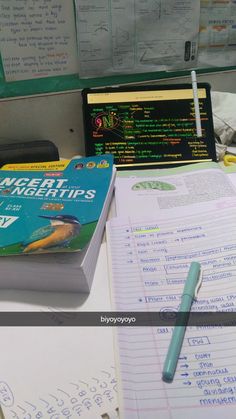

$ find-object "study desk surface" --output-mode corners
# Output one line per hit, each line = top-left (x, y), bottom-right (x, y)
(2, 164), (236, 418)
(0, 242), (118, 418)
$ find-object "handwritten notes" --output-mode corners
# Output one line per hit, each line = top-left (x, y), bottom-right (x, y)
(1, 366), (117, 418)
(107, 207), (236, 418)
(0, 0), (79, 81)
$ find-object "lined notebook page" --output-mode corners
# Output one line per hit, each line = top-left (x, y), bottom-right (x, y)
(107, 207), (236, 419)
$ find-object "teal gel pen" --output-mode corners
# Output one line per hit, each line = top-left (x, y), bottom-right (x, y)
(162, 261), (202, 382)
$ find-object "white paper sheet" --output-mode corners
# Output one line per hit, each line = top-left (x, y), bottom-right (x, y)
(115, 162), (236, 218)
(198, 0), (236, 67)
(75, 0), (200, 78)
(107, 207), (236, 418)
(0, 0), (79, 81)
(0, 243), (118, 419)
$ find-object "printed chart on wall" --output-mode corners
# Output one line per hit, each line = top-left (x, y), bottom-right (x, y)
(75, 0), (201, 78)
(199, 0), (236, 67)
(0, 0), (79, 81)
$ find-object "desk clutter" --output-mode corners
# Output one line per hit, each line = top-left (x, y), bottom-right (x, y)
(210, 91), (236, 165)
(0, 140), (59, 167)
(0, 2), (236, 418)
(2, 159), (236, 418)
(2, 84), (236, 419)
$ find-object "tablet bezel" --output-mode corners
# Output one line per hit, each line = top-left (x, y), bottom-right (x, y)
(82, 83), (216, 170)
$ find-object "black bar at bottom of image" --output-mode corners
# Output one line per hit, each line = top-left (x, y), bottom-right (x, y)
(0, 311), (236, 326)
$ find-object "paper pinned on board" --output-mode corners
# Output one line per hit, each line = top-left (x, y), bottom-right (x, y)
(0, 0), (79, 81)
(198, 0), (236, 68)
(75, 0), (200, 78)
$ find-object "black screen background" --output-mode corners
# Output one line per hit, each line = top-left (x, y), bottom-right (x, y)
(83, 84), (216, 169)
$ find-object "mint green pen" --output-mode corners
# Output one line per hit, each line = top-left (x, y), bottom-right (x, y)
(162, 261), (202, 382)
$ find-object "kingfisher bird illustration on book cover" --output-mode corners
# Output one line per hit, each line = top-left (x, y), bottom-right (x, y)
(0, 154), (113, 255)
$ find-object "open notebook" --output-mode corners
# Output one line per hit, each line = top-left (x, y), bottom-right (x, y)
(107, 163), (236, 418)
(107, 208), (236, 419)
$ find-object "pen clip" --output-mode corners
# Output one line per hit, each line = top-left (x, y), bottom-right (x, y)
(194, 268), (203, 300)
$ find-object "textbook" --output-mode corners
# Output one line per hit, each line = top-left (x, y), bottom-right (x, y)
(0, 155), (115, 292)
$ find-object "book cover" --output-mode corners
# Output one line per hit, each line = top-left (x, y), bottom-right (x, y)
(0, 154), (113, 256)
(1, 160), (71, 171)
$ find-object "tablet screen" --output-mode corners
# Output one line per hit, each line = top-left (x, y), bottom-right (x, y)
(82, 84), (216, 169)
